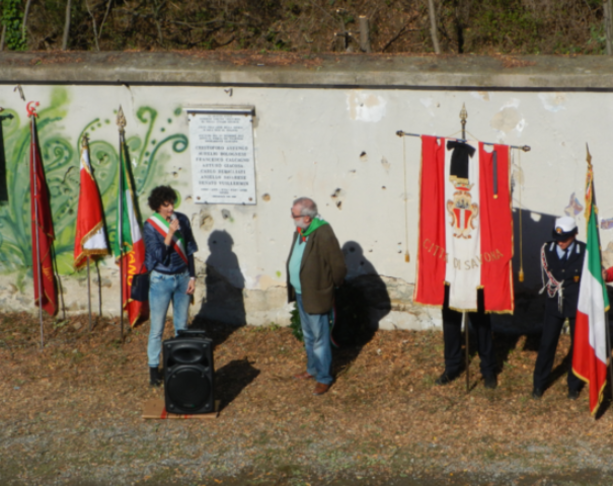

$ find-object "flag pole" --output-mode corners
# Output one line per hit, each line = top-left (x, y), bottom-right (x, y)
(117, 106), (126, 341)
(459, 104), (471, 393)
(87, 256), (92, 332)
(463, 311), (470, 392)
(30, 114), (45, 350)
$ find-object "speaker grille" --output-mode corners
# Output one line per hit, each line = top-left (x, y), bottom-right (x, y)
(166, 366), (211, 412)
(168, 343), (208, 366)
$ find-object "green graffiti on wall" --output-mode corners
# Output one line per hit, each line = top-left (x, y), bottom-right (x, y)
(0, 88), (188, 276)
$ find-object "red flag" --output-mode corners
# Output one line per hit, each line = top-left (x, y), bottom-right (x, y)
(414, 136), (514, 313)
(74, 140), (108, 268)
(30, 117), (57, 316)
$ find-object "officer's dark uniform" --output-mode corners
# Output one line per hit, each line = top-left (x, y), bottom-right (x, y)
(533, 239), (585, 395)
(439, 286), (497, 384)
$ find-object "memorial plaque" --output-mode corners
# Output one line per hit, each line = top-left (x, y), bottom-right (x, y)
(187, 108), (256, 205)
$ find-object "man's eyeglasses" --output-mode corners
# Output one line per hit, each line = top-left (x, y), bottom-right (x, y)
(291, 212), (304, 219)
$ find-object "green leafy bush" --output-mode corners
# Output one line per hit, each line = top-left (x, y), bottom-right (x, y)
(1, 0), (27, 51)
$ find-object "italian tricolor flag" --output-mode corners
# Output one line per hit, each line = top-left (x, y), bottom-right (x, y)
(573, 157), (610, 416)
(112, 130), (148, 327)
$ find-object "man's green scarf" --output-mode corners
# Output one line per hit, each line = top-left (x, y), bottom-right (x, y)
(297, 217), (328, 241)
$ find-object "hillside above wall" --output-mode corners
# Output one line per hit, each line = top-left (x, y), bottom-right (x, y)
(2, 52), (613, 90)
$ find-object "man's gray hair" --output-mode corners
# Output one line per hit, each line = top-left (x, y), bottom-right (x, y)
(293, 197), (318, 218)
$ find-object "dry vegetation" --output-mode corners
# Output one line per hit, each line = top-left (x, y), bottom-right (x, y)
(0, 0), (608, 55)
(2, 311), (613, 485)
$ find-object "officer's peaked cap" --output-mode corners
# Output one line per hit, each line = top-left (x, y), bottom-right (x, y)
(552, 216), (578, 241)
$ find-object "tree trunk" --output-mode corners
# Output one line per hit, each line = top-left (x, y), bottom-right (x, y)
(62, 0), (72, 51)
(427, 0), (441, 54)
(359, 16), (372, 53)
(605, 0), (613, 55)
(22, 0), (33, 42)
(0, 25), (6, 51)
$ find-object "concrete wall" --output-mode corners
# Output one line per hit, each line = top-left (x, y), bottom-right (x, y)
(2, 53), (613, 331)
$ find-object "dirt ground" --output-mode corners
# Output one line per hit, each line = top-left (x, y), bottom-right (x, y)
(2, 312), (613, 486)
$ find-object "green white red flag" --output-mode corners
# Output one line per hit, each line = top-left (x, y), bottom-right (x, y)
(573, 149), (610, 416)
(74, 140), (108, 268)
(30, 116), (57, 316)
(112, 130), (148, 327)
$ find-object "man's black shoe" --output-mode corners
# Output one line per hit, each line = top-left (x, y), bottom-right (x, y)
(568, 389), (580, 400)
(435, 372), (457, 386)
(149, 367), (162, 387)
(484, 375), (498, 390)
(532, 387), (543, 399)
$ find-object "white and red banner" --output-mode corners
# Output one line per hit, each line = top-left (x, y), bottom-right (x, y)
(573, 160), (609, 416)
(414, 135), (514, 313)
(74, 142), (108, 268)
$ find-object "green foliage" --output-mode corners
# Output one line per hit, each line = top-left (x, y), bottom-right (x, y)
(289, 302), (303, 342)
(1, 0), (27, 50)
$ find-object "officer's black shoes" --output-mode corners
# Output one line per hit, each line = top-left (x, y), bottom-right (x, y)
(149, 367), (162, 387)
(532, 387), (544, 399)
(484, 375), (498, 389)
(568, 389), (580, 400)
(435, 372), (458, 386)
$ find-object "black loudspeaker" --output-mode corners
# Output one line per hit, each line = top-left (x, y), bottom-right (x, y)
(163, 331), (214, 414)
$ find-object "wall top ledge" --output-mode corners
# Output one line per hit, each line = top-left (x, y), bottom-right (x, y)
(1, 52), (613, 90)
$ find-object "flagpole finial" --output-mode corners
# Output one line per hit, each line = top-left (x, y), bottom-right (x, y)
(26, 101), (39, 118)
(460, 103), (468, 122)
(117, 106), (126, 133)
(81, 134), (89, 148)
(586, 143), (592, 167)
(460, 103), (467, 139)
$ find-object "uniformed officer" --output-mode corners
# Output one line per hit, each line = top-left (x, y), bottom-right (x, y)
(532, 216), (585, 400)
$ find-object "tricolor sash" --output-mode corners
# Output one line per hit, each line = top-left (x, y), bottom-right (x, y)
(147, 213), (189, 265)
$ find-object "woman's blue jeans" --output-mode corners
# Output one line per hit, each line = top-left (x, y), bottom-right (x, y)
(295, 293), (333, 385)
(147, 270), (191, 368)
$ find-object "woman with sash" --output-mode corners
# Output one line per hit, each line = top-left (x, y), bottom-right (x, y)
(144, 185), (198, 386)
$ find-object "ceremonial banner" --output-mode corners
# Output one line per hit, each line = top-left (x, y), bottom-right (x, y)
(74, 141), (108, 268)
(30, 118), (57, 316)
(414, 136), (514, 312)
(573, 157), (609, 416)
(113, 139), (148, 327)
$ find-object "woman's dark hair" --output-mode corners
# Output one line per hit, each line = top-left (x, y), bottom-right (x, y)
(148, 185), (177, 211)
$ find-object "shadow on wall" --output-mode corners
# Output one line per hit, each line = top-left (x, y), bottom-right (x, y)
(490, 208), (557, 335)
(191, 230), (245, 346)
(333, 241), (392, 347)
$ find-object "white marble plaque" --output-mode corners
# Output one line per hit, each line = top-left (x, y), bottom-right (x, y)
(187, 108), (256, 205)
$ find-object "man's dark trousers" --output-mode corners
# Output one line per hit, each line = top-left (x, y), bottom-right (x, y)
(442, 288), (496, 379)
(533, 314), (582, 392)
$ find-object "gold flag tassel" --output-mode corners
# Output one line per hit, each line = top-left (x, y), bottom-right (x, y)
(515, 148), (525, 282)
(403, 136), (410, 262)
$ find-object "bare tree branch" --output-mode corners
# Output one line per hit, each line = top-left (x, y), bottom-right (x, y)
(62, 0), (72, 50)
(98, 0), (113, 39)
(85, 0), (100, 51)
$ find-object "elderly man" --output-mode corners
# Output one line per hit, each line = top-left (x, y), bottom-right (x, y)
(287, 197), (346, 396)
(533, 216), (585, 400)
